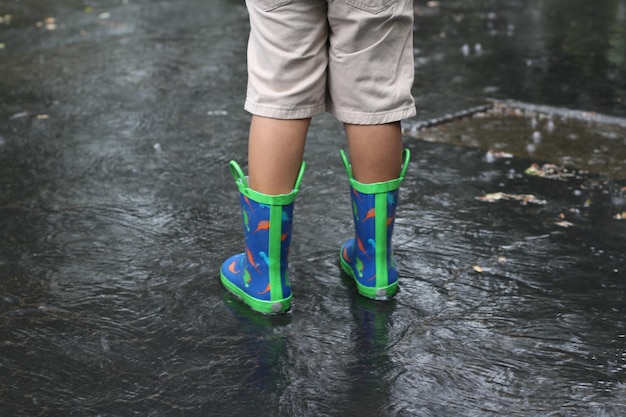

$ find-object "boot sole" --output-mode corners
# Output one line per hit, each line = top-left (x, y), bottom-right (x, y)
(220, 272), (291, 315)
(339, 251), (398, 300)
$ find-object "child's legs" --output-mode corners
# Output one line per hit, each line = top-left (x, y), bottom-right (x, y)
(344, 122), (403, 184)
(328, 1), (414, 183)
(244, 0), (328, 194)
(248, 116), (310, 195)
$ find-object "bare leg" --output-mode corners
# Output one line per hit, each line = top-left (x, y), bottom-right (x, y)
(248, 115), (310, 195)
(344, 122), (403, 184)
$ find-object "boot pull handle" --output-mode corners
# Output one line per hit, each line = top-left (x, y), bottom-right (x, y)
(229, 160), (248, 188)
(229, 159), (307, 193)
(399, 148), (411, 180)
(339, 148), (411, 182)
(339, 149), (353, 180)
(293, 160), (306, 192)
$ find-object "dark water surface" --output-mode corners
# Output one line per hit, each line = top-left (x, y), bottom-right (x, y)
(1, 0), (625, 416)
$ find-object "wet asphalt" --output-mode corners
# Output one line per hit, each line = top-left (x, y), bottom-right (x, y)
(1, 0), (625, 416)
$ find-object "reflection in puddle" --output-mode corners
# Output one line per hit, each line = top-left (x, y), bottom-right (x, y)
(406, 100), (626, 179)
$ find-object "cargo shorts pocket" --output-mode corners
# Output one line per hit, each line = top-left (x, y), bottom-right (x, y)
(250, 0), (293, 12)
(346, 0), (397, 14)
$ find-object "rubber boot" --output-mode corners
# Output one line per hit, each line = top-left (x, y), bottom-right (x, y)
(339, 149), (410, 300)
(220, 160), (305, 314)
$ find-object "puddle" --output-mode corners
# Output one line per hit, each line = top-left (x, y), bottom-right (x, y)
(0, 0), (625, 416)
(404, 101), (626, 179)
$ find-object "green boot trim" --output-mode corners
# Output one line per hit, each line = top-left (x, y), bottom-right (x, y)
(229, 159), (306, 205)
(374, 191), (389, 290)
(220, 272), (292, 314)
(339, 249), (398, 300)
(268, 203), (284, 302)
(339, 148), (410, 194)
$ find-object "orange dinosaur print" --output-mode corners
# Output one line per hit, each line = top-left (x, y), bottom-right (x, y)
(228, 260), (240, 274)
(246, 247), (260, 273)
(387, 216), (394, 226)
(244, 196), (254, 211)
(363, 208), (376, 222)
(343, 245), (351, 262)
(352, 188), (362, 202)
(254, 220), (270, 233)
(357, 236), (370, 259)
(257, 283), (271, 295)
(281, 233), (289, 241)
(367, 273), (376, 281)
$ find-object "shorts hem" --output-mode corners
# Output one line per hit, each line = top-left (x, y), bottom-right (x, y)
(245, 100), (326, 120)
(329, 104), (417, 125)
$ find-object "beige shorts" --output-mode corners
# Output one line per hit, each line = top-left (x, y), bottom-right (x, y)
(244, 0), (416, 125)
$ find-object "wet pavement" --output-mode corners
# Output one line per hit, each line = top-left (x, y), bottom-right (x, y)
(1, 0), (625, 416)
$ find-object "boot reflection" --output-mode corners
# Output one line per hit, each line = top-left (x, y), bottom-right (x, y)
(347, 294), (396, 414)
(351, 294), (395, 363)
(221, 290), (290, 394)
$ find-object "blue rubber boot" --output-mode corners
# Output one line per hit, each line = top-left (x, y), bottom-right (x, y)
(339, 149), (410, 300)
(220, 160), (305, 314)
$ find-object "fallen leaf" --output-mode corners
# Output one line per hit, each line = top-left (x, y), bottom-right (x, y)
(472, 265), (484, 273)
(524, 163), (577, 180)
(614, 212), (626, 220)
(524, 163), (542, 176)
(555, 220), (573, 228)
(476, 192), (505, 202)
(36, 114), (50, 120)
(0, 43), (5, 50)
(477, 192), (547, 205)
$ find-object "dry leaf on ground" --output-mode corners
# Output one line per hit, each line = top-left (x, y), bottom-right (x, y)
(477, 192), (547, 205)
